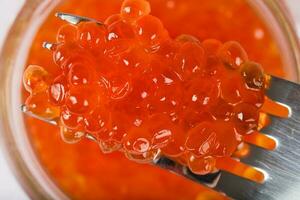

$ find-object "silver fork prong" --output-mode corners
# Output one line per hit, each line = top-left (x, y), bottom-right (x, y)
(21, 105), (59, 126)
(85, 133), (98, 142)
(55, 12), (104, 26)
(42, 42), (56, 51)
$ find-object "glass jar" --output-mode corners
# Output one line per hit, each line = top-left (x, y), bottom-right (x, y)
(0, 0), (299, 199)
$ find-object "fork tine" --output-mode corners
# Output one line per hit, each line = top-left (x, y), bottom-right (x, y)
(216, 157), (265, 183)
(85, 133), (98, 142)
(55, 12), (104, 25)
(243, 131), (277, 150)
(42, 42), (57, 51)
(21, 105), (59, 126)
(262, 97), (291, 118)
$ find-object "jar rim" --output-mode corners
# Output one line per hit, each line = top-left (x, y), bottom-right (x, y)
(0, 1), (299, 199)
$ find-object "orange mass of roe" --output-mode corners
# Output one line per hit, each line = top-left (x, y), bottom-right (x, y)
(24, 0), (266, 175)
(23, 0), (285, 199)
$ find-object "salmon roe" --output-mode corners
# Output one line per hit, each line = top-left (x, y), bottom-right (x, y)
(23, 0), (266, 176)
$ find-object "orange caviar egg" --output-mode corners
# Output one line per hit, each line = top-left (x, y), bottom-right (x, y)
(49, 74), (68, 106)
(60, 106), (84, 129)
(56, 24), (79, 43)
(218, 41), (249, 69)
(25, 91), (60, 119)
(60, 126), (85, 144)
(135, 15), (169, 52)
(121, 0), (151, 20)
(241, 61), (265, 90)
(78, 22), (107, 50)
(23, 65), (50, 94)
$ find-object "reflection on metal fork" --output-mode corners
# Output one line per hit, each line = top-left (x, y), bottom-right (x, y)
(55, 12), (104, 25)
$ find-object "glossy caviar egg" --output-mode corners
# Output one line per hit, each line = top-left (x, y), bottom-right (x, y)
(150, 68), (183, 114)
(124, 127), (152, 154)
(104, 38), (132, 58)
(98, 111), (129, 142)
(241, 61), (265, 90)
(25, 92), (60, 119)
(160, 132), (186, 157)
(49, 74), (68, 106)
(185, 122), (218, 157)
(99, 139), (122, 154)
(60, 106), (84, 129)
(53, 44), (74, 66)
(148, 114), (174, 149)
(209, 98), (234, 121)
(121, 0), (151, 21)
(202, 39), (222, 55)
(185, 77), (220, 109)
(107, 19), (135, 41)
(176, 34), (200, 43)
(241, 85), (265, 108)
(84, 106), (109, 133)
(123, 122), (154, 157)
(220, 75), (243, 105)
(56, 24), (78, 43)
(118, 47), (150, 72)
(218, 41), (248, 69)
(156, 40), (179, 61)
(187, 154), (216, 175)
(105, 14), (122, 26)
(123, 122), (161, 162)
(60, 126), (85, 144)
(174, 41), (205, 79)
(66, 86), (100, 114)
(202, 54), (223, 77)
(68, 62), (95, 86)
(78, 22), (106, 50)
(60, 53), (96, 75)
(135, 15), (169, 52)
(180, 110), (212, 130)
(234, 103), (259, 134)
(23, 65), (50, 94)
(212, 121), (239, 156)
(108, 74), (133, 100)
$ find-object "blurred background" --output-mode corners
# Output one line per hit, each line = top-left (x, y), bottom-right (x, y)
(0, 0), (299, 199)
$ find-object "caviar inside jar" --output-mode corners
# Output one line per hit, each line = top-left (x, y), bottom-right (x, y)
(23, 0), (285, 199)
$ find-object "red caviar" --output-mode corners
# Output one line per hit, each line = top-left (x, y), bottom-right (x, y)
(23, 0), (286, 199)
(23, 0), (266, 176)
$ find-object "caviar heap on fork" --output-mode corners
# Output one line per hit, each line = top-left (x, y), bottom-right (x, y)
(23, 0), (268, 176)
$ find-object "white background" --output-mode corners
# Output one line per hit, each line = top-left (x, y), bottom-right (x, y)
(0, 1), (299, 199)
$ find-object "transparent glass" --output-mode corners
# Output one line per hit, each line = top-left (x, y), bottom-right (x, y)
(0, 0), (299, 199)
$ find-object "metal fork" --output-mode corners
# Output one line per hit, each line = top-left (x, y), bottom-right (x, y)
(22, 12), (300, 200)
